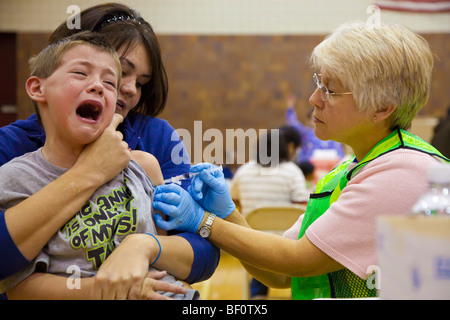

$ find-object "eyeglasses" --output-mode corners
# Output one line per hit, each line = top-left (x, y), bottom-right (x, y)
(313, 73), (352, 102)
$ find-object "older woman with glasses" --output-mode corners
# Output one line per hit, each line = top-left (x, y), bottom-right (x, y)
(151, 21), (449, 299)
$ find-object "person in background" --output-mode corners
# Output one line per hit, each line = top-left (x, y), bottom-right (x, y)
(229, 124), (308, 298)
(285, 93), (345, 163)
(230, 125), (308, 216)
(152, 21), (449, 299)
(431, 106), (450, 158)
(222, 150), (239, 180)
(297, 160), (315, 192)
(0, 3), (219, 299)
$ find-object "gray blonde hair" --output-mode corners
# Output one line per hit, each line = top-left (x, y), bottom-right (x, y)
(310, 21), (434, 129)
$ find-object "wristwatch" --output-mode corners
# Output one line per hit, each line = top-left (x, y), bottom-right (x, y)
(197, 213), (216, 239)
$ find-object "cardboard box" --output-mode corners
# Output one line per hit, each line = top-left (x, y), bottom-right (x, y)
(377, 216), (450, 299)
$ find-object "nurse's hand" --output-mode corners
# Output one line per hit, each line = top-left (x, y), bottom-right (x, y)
(188, 163), (235, 219)
(153, 183), (206, 233)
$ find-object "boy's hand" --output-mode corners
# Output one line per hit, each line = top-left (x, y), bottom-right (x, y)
(91, 233), (188, 300)
(91, 233), (154, 300)
(74, 113), (131, 185)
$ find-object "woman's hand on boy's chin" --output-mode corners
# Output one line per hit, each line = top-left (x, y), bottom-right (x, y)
(74, 113), (131, 185)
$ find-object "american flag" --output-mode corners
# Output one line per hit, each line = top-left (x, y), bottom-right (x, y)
(375, 0), (450, 12)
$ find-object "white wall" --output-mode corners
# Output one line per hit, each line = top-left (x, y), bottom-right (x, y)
(0, 0), (449, 34)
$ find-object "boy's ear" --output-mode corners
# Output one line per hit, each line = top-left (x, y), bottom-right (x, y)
(25, 76), (47, 103)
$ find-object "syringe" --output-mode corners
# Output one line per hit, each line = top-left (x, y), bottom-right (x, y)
(164, 165), (223, 185)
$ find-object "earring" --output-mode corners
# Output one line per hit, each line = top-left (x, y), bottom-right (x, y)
(373, 115), (377, 121)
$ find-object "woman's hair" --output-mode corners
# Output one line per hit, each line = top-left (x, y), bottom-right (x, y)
(49, 3), (168, 117)
(310, 21), (434, 130)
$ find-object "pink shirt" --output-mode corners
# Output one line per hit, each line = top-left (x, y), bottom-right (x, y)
(283, 149), (443, 279)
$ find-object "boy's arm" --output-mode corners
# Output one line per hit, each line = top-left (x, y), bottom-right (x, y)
(132, 150), (220, 283)
(6, 273), (94, 300)
(3, 115), (130, 262)
(131, 150), (164, 186)
(130, 150), (194, 278)
(131, 150), (167, 235)
(6, 270), (187, 300)
(134, 151), (208, 282)
(92, 233), (192, 299)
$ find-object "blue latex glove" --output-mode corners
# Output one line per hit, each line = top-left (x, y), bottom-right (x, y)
(188, 163), (236, 219)
(152, 183), (205, 233)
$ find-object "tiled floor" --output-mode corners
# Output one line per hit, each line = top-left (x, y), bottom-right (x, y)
(192, 251), (291, 300)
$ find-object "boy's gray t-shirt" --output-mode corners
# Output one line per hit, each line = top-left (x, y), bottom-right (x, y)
(0, 148), (198, 299)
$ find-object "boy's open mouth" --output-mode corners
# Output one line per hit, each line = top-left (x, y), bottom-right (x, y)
(76, 101), (102, 122)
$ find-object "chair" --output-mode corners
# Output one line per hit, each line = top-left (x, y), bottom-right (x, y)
(245, 205), (306, 235)
(242, 205), (306, 299)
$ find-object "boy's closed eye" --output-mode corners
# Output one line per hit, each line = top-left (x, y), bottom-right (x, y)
(71, 70), (87, 77)
(104, 80), (117, 89)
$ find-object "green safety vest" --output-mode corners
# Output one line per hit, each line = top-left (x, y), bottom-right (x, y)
(291, 128), (449, 300)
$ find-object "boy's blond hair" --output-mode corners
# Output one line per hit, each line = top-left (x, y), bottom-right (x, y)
(310, 22), (433, 130)
(29, 31), (121, 121)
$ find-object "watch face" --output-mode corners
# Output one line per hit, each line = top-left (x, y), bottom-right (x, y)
(199, 226), (210, 238)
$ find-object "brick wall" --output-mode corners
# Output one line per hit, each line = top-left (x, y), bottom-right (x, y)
(12, 32), (450, 135)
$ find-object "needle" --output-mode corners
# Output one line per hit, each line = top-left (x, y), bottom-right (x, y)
(164, 165), (223, 185)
